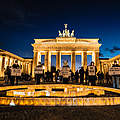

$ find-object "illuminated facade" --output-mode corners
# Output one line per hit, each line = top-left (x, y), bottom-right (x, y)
(0, 49), (33, 78)
(100, 54), (120, 76)
(1, 24), (120, 78)
(32, 24), (101, 77)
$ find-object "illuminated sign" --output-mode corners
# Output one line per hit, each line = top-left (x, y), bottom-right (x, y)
(109, 67), (120, 75)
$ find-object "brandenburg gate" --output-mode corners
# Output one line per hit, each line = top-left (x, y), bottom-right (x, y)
(32, 24), (101, 77)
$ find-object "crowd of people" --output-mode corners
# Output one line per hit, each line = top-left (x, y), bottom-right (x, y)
(3, 60), (120, 88)
(34, 61), (106, 86)
(4, 60), (32, 85)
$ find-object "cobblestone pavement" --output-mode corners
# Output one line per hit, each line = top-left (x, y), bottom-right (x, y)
(0, 105), (120, 120)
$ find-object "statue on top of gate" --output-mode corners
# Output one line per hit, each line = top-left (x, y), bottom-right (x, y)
(58, 24), (74, 37)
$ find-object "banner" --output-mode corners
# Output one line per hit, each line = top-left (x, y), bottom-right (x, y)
(11, 68), (21, 76)
(88, 66), (95, 76)
(109, 67), (120, 75)
(34, 67), (43, 74)
(61, 67), (71, 78)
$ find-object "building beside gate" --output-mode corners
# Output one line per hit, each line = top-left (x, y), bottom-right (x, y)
(100, 55), (120, 78)
(32, 24), (101, 77)
(0, 49), (32, 78)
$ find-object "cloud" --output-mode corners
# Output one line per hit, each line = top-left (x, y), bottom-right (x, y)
(113, 46), (120, 51)
(105, 46), (120, 53)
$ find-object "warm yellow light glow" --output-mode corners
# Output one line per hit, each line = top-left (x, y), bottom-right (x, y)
(0, 85), (120, 106)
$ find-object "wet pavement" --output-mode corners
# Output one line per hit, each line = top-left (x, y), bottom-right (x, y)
(0, 105), (120, 120)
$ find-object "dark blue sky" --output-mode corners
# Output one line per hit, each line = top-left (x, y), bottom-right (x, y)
(0, 0), (120, 59)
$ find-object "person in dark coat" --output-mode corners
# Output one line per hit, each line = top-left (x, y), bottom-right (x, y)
(61, 60), (70, 84)
(46, 70), (50, 82)
(97, 71), (104, 85)
(79, 67), (84, 84)
(35, 62), (44, 84)
(11, 60), (20, 85)
(111, 61), (120, 88)
(55, 70), (59, 83)
(71, 70), (74, 83)
(4, 66), (11, 84)
(97, 71), (101, 85)
(101, 72), (104, 85)
(75, 70), (79, 83)
(50, 71), (53, 82)
(87, 61), (97, 86)
(106, 72), (110, 85)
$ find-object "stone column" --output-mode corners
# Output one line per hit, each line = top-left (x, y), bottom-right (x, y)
(32, 51), (38, 78)
(23, 62), (26, 74)
(48, 51), (51, 72)
(100, 62), (104, 73)
(92, 51), (100, 72)
(1, 56), (5, 77)
(0, 56), (1, 77)
(37, 52), (41, 65)
(56, 51), (61, 70)
(118, 59), (120, 65)
(26, 63), (28, 74)
(82, 51), (87, 71)
(45, 51), (48, 72)
(10, 58), (13, 66)
(7, 57), (10, 66)
(28, 63), (31, 75)
(45, 51), (51, 72)
(71, 51), (76, 73)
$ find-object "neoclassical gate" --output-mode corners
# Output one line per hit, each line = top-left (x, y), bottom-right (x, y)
(32, 24), (101, 77)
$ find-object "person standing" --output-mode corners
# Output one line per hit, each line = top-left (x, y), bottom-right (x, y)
(97, 71), (101, 85)
(87, 61), (97, 86)
(34, 62), (44, 84)
(55, 70), (59, 83)
(75, 70), (79, 83)
(110, 61), (120, 88)
(71, 70), (74, 83)
(11, 60), (20, 85)
(61, 60), (71, 84)
(79, 67), (84, 84)
(46, 70), (50, 82)
(4, 66), (11, 84)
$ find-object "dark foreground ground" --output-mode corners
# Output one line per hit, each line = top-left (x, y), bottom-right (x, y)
(0, 105), (120, 120)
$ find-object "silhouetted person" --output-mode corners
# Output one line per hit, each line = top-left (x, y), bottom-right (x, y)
(87, 61), (97, 86)
(101, 72), (104, 85)
(106, 72), (109, 85)
(97, 71), (104, 85)
(75, 70), (79, 83)
(97, 71), (101, 85)
(71, 70), (74, 83)
(4, 66), (11, 84)
(50, 71), (53, 82)
(111, 61), (120, 88)
(79, 67), (84, 84)
(46, 70), (50, 82)
(35, 62), (44, 84)
(55, 70), (59, 83)
(61, 60), (71, 84)
(11, 60), (20, 85)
